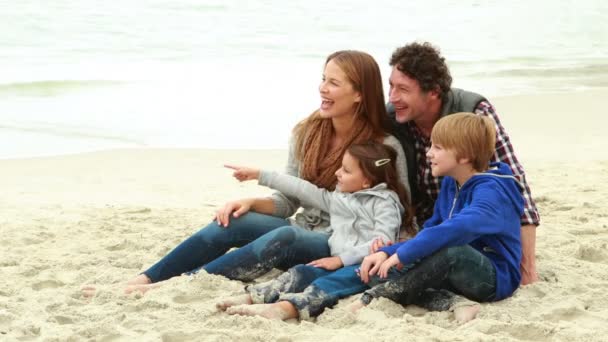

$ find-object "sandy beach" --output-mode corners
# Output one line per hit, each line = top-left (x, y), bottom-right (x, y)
(1, 90), (607, 341)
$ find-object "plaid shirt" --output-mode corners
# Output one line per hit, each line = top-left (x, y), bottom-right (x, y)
(407, 100), (540, 226)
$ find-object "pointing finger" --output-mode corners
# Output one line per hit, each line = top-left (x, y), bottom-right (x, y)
(224, 164), (240, 170)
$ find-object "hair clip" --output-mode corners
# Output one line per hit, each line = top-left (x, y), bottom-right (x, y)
(374, 158), (391, 167)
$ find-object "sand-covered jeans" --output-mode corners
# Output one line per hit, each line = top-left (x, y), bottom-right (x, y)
(361, 245), (496, 307)
(246, 264), (366, 320)
(144, 212), (330, 282)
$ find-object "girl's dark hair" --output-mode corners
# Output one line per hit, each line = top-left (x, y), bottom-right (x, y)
(347, 142), (416, 237)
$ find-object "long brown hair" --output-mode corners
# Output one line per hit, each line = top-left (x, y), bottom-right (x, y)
(347, 142), (416, 237)
(293, 50), (390, 191)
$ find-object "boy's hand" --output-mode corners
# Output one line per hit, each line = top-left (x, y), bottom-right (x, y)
(359, 252), (388, 284)
(378, 254), (401, 279)
(308, 256), (343, 271)
(224, 164), (260, 182)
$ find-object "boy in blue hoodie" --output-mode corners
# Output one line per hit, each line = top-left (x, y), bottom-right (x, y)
(355, 112), (524, 322)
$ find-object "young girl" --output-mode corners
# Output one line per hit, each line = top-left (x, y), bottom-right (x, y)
(217, 141), (415, 320)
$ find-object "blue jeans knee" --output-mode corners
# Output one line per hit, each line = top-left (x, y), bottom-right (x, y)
(143, 212), (288, 282)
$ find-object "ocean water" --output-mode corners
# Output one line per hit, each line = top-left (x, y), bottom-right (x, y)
(1, 0), (607, 159)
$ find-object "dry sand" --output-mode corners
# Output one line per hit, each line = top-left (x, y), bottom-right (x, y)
(1, 90), (607, 341)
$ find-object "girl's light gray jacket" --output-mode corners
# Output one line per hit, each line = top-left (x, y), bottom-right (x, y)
(269, 135), (409, 235)
(259, 171), (404, 266)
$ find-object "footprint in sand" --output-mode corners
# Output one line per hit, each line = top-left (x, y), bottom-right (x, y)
(525, 286), (547, 299)
(97, 333), (122, 342)
(21, 236), (46, 245)
(533, 195), (552, 204)
(45, 303), (62, 312)
(538, 301), (589, 323)
(105, 240), (130, 251)
(172, 294), (206, 304)
(32, 280), (64, 291)
(569, 228), (603, 236)
(52, 315), (74, 325)
(484, 321), (554, 341)
(0, 260), (18, 267)
(161, 332), (199, 341)
(20, 264), (51, 277)
(534, 196), (578, 212)
(540, 269), (559, 283)
(575, 243), (608, 263)
(0, 310), (16, 328)
(134, 300), (169, 310)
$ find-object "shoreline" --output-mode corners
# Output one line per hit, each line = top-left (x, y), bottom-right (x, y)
(3, 88), (607, 162)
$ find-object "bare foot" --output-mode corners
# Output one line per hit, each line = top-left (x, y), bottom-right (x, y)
(453, 304), (480, 324)
(81, 284), (122, 298)
(81, 275), (153, 298)
(81, 285), (98, 298)
(127, 274), (152, 286)
(346, 299), (366, 313)
(124, 282), (161, 295)
(226, 302), (298, 321)
(216, 294), (253, 311)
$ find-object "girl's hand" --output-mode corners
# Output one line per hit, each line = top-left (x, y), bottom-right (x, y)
(214, 198), (254, 227)
(307, 256), (343, 271)
(370, 237), (393, 253)
(378, 254), (401, 279)
(224, 164), (260, 182)
(358, 252), (388, 284)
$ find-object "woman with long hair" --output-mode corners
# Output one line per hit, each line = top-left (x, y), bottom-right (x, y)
(121, 50), (412, 293)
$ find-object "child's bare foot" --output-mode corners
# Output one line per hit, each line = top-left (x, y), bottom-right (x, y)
(81, 284), (122, 298)
(453, 303), (480, 324)
(81, 285), (98, 298)
(127, 274), (152, 285)
(216, 294), (253, 311)
(226, 302), (298, 321)
(346, 299), (367, 313)
(124, 282), (161, 295)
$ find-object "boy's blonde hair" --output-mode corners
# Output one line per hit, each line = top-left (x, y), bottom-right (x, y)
(431, 112), (496, 172)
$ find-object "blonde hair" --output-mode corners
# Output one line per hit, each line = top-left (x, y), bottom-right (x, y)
(431, 112), (496, 172)
(293, 50), (389, 190)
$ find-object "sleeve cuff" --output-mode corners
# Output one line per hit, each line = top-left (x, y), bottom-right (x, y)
(379, 243), (400, 256)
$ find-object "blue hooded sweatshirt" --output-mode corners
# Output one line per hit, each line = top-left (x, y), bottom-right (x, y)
(380, 162), (524, 300)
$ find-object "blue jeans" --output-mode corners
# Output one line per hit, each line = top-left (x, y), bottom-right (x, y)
(144, 212), (330, 282)
(362, 245), (497, 307)
(248, 264), (366, 319)
(204, 225), (330, 281)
